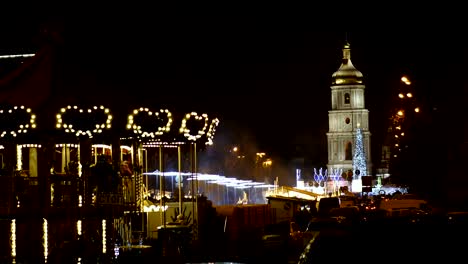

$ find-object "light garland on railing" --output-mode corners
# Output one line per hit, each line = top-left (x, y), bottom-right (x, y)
(55, 144), (79, 148)
(126, 108), (172, 138)
(0, 105), (36, 138)
(43, 218), (48, 261)
(56, 105), (112, 138)
(19, 144), (42, 148)
(142, 141), (185, 148)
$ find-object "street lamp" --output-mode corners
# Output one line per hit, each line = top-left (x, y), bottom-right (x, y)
(401, 76), (411, 85)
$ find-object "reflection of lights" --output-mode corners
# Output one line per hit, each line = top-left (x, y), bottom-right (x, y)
(144, 171), (283, 205)
(143, 205), (168, 212)
(120, 145), (132, 151)
(114, 245), (120, 258)
(10, 219), (16, 258)
(263, 159), (272, 167)
(253, 184), (276, 188)
(266, 185), (319, 200)
(77, 220), (82, 235)
(143, 171), (193, 177)
(102, 219), (106, 254)
(0, 53), (35, 59)
(235, 185), (251, 189)
(186, 172), (266, 188)
(43, 218), (48, 262)
(93, 144), (112, 149)
(16, 145), (22, 171)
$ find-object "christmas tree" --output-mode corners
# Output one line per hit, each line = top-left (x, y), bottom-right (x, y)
(353, 127), (367, 178)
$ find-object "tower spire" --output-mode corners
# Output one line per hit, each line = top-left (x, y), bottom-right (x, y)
(342, 34), (351, 60)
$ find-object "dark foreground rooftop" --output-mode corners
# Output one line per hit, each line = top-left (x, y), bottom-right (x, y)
(114, 211), (468, 264)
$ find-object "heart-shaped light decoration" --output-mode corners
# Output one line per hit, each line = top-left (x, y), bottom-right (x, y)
(126, 108), (173, 138)
(179, 112), (209, 141)
(56, 105), (112, 138)
(0, 105), (36, 138)
(205, 118), (220, 145)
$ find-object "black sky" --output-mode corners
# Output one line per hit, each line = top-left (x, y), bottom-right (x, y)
(0, 16), (466, 169)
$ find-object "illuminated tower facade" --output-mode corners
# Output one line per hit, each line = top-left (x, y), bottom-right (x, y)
(326, 42), (372, 179)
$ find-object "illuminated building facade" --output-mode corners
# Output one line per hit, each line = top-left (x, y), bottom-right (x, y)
(326, 42), (372, 179)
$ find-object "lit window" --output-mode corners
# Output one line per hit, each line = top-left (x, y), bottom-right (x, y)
(344, 93), (350, 104)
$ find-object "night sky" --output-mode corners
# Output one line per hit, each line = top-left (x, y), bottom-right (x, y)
(0, 16), (466, 199)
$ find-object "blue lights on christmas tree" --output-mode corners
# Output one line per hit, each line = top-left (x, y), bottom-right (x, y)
(353, 126), (367, 178)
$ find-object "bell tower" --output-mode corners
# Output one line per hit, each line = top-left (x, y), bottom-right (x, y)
(326, 41), (372, 180)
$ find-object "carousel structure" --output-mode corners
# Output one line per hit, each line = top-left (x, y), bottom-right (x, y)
(0, 42), (220, 262)
(0, 102), (220, 261)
